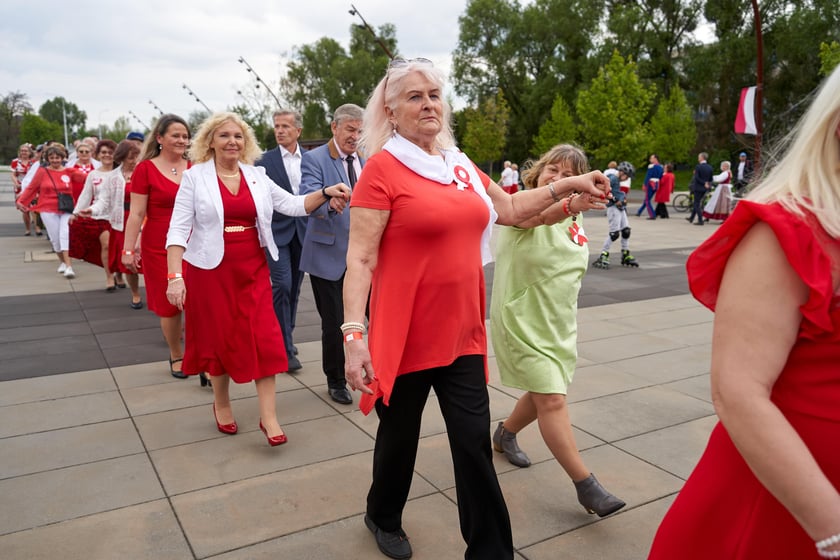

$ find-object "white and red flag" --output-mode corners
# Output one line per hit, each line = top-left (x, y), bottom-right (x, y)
(735, 86), (758, 135)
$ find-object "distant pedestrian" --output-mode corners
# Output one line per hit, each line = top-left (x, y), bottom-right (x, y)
(687, 152), (713, 225)
(702, 161), (733, 222)
(655, 163), (675, 218)
(636, 153), (662, 219)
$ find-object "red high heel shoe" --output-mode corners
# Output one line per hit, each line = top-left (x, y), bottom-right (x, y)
(259, 420), (287, 446)
(213, 404), (238, 435)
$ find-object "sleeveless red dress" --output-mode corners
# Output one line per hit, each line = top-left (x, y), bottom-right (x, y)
(649, 201), (840, 559)
(181, 177), (287, 382)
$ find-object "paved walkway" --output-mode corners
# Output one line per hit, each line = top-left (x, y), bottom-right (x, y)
(0, 174), (722, 560)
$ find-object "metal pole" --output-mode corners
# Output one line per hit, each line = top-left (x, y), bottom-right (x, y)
(182, 84), (212, 113)
(752, 0), (763, 174)
(237, 57), (283, 108)
(148, 100), (164, 116)
(349, 4), (394, 60)
(62, 101), (69, 148)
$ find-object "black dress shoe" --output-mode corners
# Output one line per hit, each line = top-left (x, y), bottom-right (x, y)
(130, 300), (144, 310)
(293, 345), (299, 355)
(328, 386), (353, 405)
(364, 514), (412, 559)
(286, 356), (303, 372)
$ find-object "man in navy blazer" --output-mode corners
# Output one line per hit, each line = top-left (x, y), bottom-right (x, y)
(688, 151), (714, 225)
(299, 103), (364, 405)
(255, 109), (307, 371)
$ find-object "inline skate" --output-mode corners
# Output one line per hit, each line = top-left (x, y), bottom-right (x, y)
(593, 251), (610, 269)
(621, 249), (639, 267)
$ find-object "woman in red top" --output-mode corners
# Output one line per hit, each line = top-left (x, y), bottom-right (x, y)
(654, 162), (675, 218)
(649, 63), (840, 560)
(121, 114), (191, 378)
(342, 58), (611, 560)
(17, 144), (77, 278)
(10, 143), (38, 235)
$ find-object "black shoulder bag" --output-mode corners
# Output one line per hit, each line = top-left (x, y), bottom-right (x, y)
(46, 170), (75, 213)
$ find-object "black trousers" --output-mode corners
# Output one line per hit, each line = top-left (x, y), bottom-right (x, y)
(689, 189), (706, 223)
(309, 273), (345, 388)
(366, 355), (513, 560)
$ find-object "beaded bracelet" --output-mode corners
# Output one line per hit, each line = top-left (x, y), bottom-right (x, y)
(562, 193), (580, 217)
(340, 321), (366, 334)
(817, 534), (840, 558)
(343, 331), (364, 344)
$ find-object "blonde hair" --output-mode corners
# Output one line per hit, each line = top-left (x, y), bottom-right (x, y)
(360, 61), (455, 156)
(521, 144), (590, 189)
(747, 64), (840, 237)
(189, 112), (262, 165)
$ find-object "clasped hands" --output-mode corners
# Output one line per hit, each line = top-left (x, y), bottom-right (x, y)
(325, 183), (352, 213)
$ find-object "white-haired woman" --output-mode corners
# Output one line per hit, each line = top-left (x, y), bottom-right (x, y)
(165, 112), (350, 447)
(702, 160), (733, 221)
(342, 58), (610, 560)
(650, 62), (840, 560)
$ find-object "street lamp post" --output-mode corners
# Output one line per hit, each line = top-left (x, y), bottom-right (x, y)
(348, 4), (394, 60)
(148, 100), (164, 116)
(237, 56), (283, 108)
(751, 0), (763, 174)
(182, 84), (212, 113)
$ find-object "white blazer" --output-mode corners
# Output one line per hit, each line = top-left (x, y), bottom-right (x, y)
(166, 160), (309, 269)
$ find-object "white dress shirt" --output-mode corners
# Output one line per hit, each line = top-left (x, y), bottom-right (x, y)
(279, 144), (302, 194)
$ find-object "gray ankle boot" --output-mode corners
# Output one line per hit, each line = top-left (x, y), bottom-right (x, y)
(574, 473), (626, 517)
(492, 421), (531, 468)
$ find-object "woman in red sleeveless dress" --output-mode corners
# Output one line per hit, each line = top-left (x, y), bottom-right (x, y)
(649, 64), (840, 560)
(165, 112), (350, 446)
(121, 114), (191, 378)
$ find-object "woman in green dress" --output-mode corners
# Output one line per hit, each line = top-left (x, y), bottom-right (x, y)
(489, 144), (625, 517)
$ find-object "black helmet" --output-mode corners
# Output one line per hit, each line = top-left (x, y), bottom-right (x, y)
(617, 161), (635, 178)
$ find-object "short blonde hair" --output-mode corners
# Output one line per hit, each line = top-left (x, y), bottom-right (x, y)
(521, 144), (589, 189)
(748, 63), (840, 236)
(189, 112), (262, 164)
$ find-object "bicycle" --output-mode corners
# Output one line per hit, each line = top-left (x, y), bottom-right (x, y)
(672, 190), (711, 213)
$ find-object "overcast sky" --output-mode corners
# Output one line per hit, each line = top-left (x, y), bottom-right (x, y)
(0, 0), (474, 131)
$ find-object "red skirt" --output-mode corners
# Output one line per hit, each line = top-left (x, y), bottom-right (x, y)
(69, 217), (109, 267)
(108, 212), (142, 275)
(182, 228), (287, 383)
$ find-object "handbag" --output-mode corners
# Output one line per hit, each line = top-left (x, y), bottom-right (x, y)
(46, 169), (75, 213)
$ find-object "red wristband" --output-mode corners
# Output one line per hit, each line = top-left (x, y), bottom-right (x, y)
(344, 331), (364, 343)
(167, 272), (183, 280)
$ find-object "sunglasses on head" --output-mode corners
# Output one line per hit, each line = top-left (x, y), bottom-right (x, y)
(388, 57), (433, 69)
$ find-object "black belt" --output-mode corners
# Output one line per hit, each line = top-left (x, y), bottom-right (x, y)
(124, 202), (131, 211)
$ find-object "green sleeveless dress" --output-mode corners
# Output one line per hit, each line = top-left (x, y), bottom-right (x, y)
(489, 216), (589, 394)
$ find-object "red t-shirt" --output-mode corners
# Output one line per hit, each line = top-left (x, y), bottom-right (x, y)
(350, 151), (491, 414)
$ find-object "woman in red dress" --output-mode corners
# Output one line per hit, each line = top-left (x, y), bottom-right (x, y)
(649, 64), (840, 560)
(70, 140), (117, 289)
(79, 140), (143, 308)
(165, 112), (350, 446)
(121, 114), (191, 378)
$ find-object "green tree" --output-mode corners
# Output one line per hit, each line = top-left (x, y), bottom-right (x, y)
(281, 24), (395, 138)
(39, 97), (86, 140)
(649, 85), (696, 165)
(0, 91), (32, 161)
(575, 51), (655, 168)
(461, 90), (510, 174)
(532, 95), (577, 156)
(819, 41), (840, 76)
(94, 116), (132, 142)
(19, 113), (63, 146)
(452, 0), (602, 162)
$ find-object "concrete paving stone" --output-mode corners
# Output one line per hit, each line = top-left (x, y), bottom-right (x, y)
(0, 293), (81, 316)
(209, 493), (463, 560)
(0, 500), (192, 560)
(568, 385), (715, 442)
(0, 454), (165, 536)
(662, 373), (712, 403)
(495, 444), (684, 550)
(650, 321), (714, 346)
(610, 344), (712, 384)
(102, 342), (183, 369)
(171, 452), (434, 558)
(0, 390), (127, 438)
(0, 368), (114, 406)
(0, 350), (108, 381)
(135, 389), (339, 451)
(615, 415), (718, 480)
(565, 363), (653, 403)
(577, 294), (696, 322)
(577, 331), (686, 364)
(111, 361), (185, 390)
(88, 313), (160, 334)
(612, 305), (713, 333)
(151, 414), (375, 495)
(576, 318), (640, 342)
(0, 418), (144, 479)
(120, 373), (257, 416)
(520, 495), (676, 560)
(0, 333), (99, 361)
(0, 321), (94, 344)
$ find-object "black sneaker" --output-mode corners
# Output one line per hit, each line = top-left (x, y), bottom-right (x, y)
(364, 514), (412, 559)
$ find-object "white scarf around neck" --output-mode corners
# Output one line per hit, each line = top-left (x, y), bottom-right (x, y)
(383, 133), (497, 265)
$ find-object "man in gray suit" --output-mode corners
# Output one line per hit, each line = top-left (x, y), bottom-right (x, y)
(255, 110), (307, 371)
(299, 104), (364, 404)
